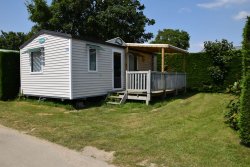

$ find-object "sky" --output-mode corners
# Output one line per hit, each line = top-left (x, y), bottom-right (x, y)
(0, 0), (250, 52)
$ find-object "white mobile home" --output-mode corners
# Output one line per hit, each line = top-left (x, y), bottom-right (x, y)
(20, 30), (125, 100)
(20, 30), (188, 104)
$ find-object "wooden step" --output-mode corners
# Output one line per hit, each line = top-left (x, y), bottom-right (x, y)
(127, 95), (147, 101)
(106, 92), (128, 105)
(107, 102), (120, 105)
(109, 96), (122, 99)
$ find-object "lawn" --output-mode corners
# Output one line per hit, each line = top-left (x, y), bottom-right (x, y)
(0, 93), (249, 167)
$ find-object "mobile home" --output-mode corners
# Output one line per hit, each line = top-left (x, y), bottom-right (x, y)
(20, 30), (188, 104)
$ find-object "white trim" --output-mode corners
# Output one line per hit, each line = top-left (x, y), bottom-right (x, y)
(69, 38), (73, 99)
(29, 49), (44, 74)
(20, 50), (22, 95)
(87, 47), (98, 72)
(112, 49), (124, 90)
(127, 53), (130, 71)
(0, 49), (19, 53)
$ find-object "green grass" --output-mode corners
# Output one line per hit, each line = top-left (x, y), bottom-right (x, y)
(0, 93), (249, 167)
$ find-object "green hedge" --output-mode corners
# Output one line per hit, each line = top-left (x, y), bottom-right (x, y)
(240, 56), (250, 145)
(0, 51), (20, 100)
(224, 51), (243, 87)
(239, 16), (250, 146)
(157, 52), (242, 91)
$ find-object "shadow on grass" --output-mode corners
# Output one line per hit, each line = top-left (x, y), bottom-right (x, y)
(18, 96), (75, 110)
(18, 95), (107, 110)
(240, 141), (250, 148)
(150, 91), (198, 105)
(17, 91), (198, 110)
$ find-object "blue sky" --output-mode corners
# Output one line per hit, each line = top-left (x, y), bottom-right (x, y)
(0, 0), (250, 52)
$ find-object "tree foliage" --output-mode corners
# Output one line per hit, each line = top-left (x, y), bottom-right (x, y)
(239, 16), (250, 146)
(151, 29), (190, 50)
(204, 39), (234, 84)
(26, 0), (155, 43)
(0, 31), (27, 50)
(242, 17), (250, 51)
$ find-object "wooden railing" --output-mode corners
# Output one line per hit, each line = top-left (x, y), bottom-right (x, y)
(126, 71), (149, 92)
(126, 70), (186, 93)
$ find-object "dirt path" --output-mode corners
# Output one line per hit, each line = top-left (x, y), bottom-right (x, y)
(0, 125), (115, 167)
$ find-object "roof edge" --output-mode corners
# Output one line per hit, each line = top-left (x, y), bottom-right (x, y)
(20, 30), (126, 49)
(19, 30), (72, 49)
(126, 43), (188, 54)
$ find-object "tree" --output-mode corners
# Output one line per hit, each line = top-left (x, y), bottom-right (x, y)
(151, 29), (190, 50)
(239, 16), (250, 146)
(26, 0), (155, 43)
(204, 39), (234, 84)
(0, 31), (27, 50)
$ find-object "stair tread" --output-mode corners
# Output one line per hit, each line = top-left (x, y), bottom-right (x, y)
(109, 96), (122, 99)
(107, 102), (120, 105)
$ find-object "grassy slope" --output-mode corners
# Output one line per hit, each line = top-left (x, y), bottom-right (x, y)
(0, 93), (249, 167)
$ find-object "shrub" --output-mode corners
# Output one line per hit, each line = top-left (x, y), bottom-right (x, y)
(239, 16), (250, 146)
(204, 39), (234, 85)
(239, 72), (250, 145)
(226, 98), (240, 130)
(208, 66), (225, 83)
(225, 81), (241, 130)
(0, 51), (20, 100)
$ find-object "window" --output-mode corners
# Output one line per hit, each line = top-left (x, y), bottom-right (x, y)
(31, 50), (43, 73)
(89, 48), (97, 71)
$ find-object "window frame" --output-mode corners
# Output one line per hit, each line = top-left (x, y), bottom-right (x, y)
(88, 47), (98, 72)
(29, 48), (44, 74)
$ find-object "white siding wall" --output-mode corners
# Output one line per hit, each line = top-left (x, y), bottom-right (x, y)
(71, 39), (125, 98)
(20, 34), (70, 99)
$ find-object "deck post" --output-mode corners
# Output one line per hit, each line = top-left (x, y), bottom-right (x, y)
(125, 47), (129, 71)
(184, 72), (187, 93)
(161, 47), (165, 72)
(126, 71), (128, 91)
(163, 72), (167, 98)
(175, 72), (178, 95)
(146, 70), (151, 105)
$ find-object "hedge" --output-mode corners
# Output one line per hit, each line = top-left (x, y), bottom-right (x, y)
(0, 51), (20, 100)
(239, 16), (250, 146)
(240, 53), (250, 145)
(157, 52), (242, 91)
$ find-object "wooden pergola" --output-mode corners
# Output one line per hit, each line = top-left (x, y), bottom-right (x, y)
(126, 43), (188, 72)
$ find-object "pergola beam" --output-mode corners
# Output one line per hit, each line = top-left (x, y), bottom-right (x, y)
(125, 47), (129, 71)
(161, 47), (165, 72)
(126, 43), (188, 54)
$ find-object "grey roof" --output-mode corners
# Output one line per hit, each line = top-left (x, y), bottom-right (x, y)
(19, 30), (125, 49)
(0, 49), (19, 53)
(106, 37), (126, 46)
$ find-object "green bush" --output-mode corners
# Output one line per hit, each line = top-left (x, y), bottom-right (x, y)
(239, 16), (250, 146)
(0, 51), (20, 100)
(204, 39), (234, 85)
(157, 52), (242, 92)
(208, 66), (225, 83)
(226, 98), (240, 130)
(239, 49), (250, 146)
(225, 81), (241, 130)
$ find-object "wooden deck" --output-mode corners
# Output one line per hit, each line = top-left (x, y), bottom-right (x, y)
(125, 70), (186, 105)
